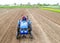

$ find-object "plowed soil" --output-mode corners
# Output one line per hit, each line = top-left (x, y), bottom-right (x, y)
(0, 8), (60, 43)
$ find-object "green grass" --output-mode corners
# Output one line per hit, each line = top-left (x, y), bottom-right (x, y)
(41, 7), (60, 13)
(0, 5), (60, 13)
(0, 5), (33, 8)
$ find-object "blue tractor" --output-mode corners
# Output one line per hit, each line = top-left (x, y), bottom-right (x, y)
(16, 16), (33, 39)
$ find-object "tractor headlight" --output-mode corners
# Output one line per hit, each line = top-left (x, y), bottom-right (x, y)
(25, 31), (27, 33)
(21, 31), (23, 33)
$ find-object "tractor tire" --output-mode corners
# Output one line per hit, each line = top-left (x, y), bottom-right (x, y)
(16, 32), (19, 39)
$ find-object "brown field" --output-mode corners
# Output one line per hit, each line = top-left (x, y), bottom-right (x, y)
(0, 8), (60, 43)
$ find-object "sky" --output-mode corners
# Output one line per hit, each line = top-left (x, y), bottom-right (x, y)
(0, 0), (60, 5)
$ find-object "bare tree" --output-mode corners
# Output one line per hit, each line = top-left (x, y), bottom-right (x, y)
(57, 3), (59, 5)
(14, 3), (16, 5)
(27, 2), (31, 5)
